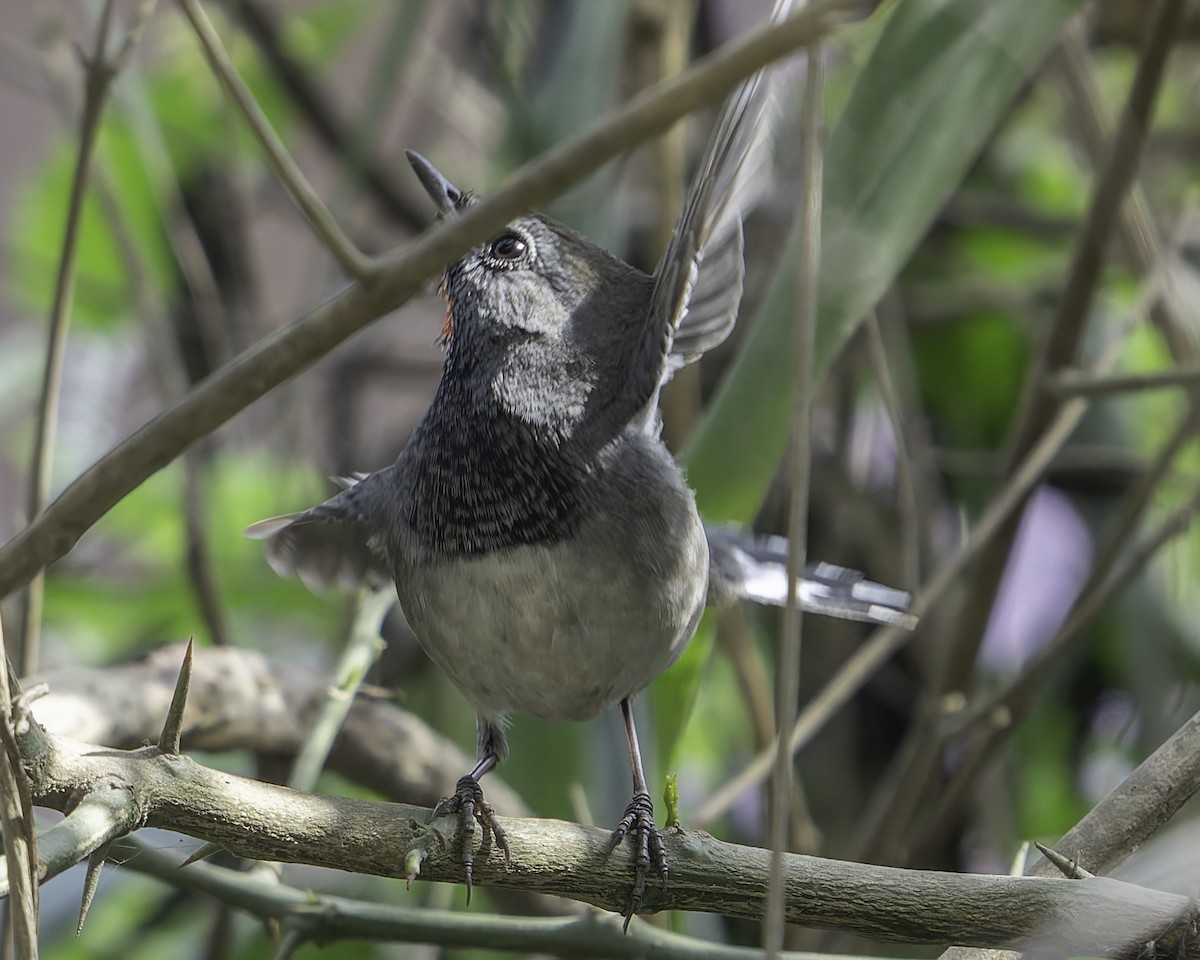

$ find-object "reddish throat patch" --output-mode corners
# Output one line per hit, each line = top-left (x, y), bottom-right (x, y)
(438, 277), (454, 341)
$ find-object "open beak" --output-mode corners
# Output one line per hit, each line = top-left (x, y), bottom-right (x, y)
(406, 150), (467, 218)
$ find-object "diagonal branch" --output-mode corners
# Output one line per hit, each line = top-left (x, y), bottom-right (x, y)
(174, 0), (372, 281)
(938, 706), (1200, 960)
(15, 0), (154, 675)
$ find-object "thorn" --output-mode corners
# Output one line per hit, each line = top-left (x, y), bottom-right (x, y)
(76, 845), (108, 936)
(158, 638), (194, 755)
(1035, 841), (1094, 878)
(4, 653), (23, 702)
(181, 840), (223, 867)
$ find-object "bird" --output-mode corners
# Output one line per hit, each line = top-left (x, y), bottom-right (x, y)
(247, 68), (915, 925)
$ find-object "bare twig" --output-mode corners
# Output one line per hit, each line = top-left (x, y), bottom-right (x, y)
(181, 451), (231, 646)
(766, 39), (824, 960)
(696, 384), (1094, 828)
(0, 614), (38, 959)
(943, 213), (1196, 745)
(919, 475), (1200, 853)
(696, 262), (1165, 829)
(1, 774), (142, 897)
(953, 479), (1200, 745)
(1055, 15), (1198, 361)
(938, 708), (1200, 960)
(637, 0), (700, 452)
(24, 644), (527, 815)
(717, 606), (776, 749)
(1035, 707), (1200, 878)
(287, 589), (390, 793)
(16, 0), (129, 675)
(0, 0), (872, 601)
(111, 837), (891, 960)
(865, 311), (921, 589)
(1046, 364), (1200, 397)
(174, 0), (371, 281)
(234, 0), (428, 231)
(1007, 0), (1187, 467)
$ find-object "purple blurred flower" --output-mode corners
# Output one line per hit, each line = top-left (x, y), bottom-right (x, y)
(980, 486), (1093, 673)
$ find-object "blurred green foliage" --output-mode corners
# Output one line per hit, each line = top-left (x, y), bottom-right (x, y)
(4, 0), (1200, 955)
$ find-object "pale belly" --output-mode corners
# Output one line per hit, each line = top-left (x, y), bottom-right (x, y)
(394, 503), (709, 724)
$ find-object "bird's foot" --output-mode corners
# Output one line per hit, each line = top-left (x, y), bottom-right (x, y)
(605, 790), (667, 931)
(430, 774), (511, 903)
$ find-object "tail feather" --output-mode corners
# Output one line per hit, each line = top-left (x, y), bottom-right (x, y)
(706, 527), (917, 629)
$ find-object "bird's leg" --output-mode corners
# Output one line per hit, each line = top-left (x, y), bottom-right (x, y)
(430, 718), (511, 902)
(605, 697), (667, 930)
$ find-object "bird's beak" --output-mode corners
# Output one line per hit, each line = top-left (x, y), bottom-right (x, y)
(406, 150), (467, 218)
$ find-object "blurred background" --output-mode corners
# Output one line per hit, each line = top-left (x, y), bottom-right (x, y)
(2, 0), (1200, 956)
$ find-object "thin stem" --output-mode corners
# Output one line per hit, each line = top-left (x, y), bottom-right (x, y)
(859, 0), (1187, 865)
(174, 0), (373, 282)
(865, 311), (921, 589)
(0, 610), (38, 960)
(15, 0), (119, 676)
(765, 42), (823, 960)
(234, 0), (428, 231)
(288, 588), (390, 793)
(111, 838), (884, 960)
(1046, 364), (1200, 397)
(1055, 15), (1196, 360)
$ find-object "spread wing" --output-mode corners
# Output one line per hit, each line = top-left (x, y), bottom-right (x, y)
(659, 76), (775, 373)
(631, 16), (789, 414)
(244, 473), (390, 591)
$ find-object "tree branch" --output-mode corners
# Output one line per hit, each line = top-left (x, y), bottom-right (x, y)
(108, 837), (886, 960)
(175, 0), (372, 281)
(936, 707), (1200, 960)
(4, 723), (1196, 957)
(25, 643), (527, 815)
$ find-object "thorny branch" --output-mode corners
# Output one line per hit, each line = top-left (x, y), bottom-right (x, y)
(3, 718), (1198, 957)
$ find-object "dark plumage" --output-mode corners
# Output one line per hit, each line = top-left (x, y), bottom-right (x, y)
(248, 56), (916, 926)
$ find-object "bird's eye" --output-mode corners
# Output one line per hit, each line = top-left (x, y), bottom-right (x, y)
(489, 233), (527, 261)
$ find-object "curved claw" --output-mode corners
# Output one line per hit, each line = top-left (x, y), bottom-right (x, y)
(430, 774), (511, 903)
(606, 790), (666, 931)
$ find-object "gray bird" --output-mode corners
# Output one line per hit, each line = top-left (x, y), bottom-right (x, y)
(248, 70), (915, 923)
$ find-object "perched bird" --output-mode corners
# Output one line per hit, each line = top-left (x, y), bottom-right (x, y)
(248, 66), (915, 924)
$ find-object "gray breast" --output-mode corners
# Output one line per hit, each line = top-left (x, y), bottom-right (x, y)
(390, 432), (709, 723)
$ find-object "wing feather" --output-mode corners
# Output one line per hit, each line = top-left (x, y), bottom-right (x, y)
(631, 3), (801, 423)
